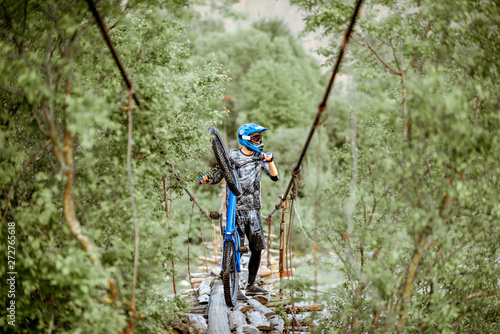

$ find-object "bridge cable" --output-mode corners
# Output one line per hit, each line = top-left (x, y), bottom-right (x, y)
(265, 0), (364, 221)
(86, 0), (141, 107)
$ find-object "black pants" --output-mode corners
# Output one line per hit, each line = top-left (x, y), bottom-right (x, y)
(247, 250), (261, 286)
(235, 210), (266, 286)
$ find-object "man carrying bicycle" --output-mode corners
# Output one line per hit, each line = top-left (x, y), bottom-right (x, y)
(200, 123), (278, 300)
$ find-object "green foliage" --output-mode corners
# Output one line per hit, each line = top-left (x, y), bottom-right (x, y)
(291, 0), (500, 332)
(0, 0), (228, 332)
(190, 23), (324, 132)
(252, 18), (292, 40)
(2, 0), (498, 333)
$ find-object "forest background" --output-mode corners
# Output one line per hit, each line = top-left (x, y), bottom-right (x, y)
(0, 0), (499, 333)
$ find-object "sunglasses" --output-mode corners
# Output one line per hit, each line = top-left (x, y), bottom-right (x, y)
(250, 134), (262, 142)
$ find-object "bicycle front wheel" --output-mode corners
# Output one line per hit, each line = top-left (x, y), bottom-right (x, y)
(209, 127), (242, 196)
(222, 239), (239, 306)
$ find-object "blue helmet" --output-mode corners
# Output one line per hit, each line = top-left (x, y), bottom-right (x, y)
(238, 123), (268, 152)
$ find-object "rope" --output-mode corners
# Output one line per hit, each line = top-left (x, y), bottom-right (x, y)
(279, 200), (288, 293)
(168, 163), (209, 218)
(199, 212), (209, 273)
(85, 0), (141, 107)
(168, 163), (213, 280)
(266, 216), (273, 268)
(162, 175), (177, 294)
(286, 199), (293, 279)
(265, 0), (364, 221)
(261, 213), (279, 269)
(187, 201), (195, 287)
(162, 175), (169, 215)
(311, 126), (322, 334)
(210, 217), (218, 260)
(294, 201), (313, 243)
(287, 164), (302, 280)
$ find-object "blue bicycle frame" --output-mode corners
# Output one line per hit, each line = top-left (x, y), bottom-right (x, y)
(223, 189), (241, 273)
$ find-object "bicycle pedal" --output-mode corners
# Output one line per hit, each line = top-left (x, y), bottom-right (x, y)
(210, 211), (221, 220)
(239, 246), (249, 254)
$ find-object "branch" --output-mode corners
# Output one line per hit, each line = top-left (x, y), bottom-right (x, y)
(396, 239), (430, 330)
(445, 217), (496, 262)
(390, 39), (402, 74)
(474, 96), (482, 124)
(367, 164), (377, 225)
(322, 227), (352, 283)
(85, 0), (141, 107)
(405, 21), (434, 72)
(346, 106), (358, 236)
(466, 290), (500, 300)
(365, 40), (402, 75)
(38, 66), (120, 303)
(348, 25), (401, 76)
(168, 163), (209, 218)
(61, 128), (120, 303)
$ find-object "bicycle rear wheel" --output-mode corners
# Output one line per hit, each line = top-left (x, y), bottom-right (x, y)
(222, 239), (238, 306)
(209, 127), (242, 196)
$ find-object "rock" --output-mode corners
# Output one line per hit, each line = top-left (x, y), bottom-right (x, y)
(186, 314), (207, 334)
(268, 315), (285, 332)
(247, 298), (275, 317)
(198, 277), (213, 304)
(171, 320), (191, 334)
(247, 311), (272, 330)
(252, 294), (271, 305)
(257, 266), (272, 277)
(234, 303), (253, 314)
(229, 310), (247, 331)
(209, 266), (221, 277)
(236, 324), (260, 334)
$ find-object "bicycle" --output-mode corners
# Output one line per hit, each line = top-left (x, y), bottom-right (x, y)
(206, 127), (265, 306)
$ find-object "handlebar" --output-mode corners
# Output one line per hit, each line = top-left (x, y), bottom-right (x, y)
(200, 153), (272, 183)
(232, 153), (265, 170)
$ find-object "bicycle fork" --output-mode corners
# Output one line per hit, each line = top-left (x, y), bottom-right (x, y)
(223, 190), (241, 272)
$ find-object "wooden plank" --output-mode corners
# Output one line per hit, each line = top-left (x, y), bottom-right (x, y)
(207, 279), (230, 334)
(191, 277), (205, 285)
(286, 304), (323, 313)
(197, 255), (219, 263)
(189, 305), (208, 312)
(285, 324), (309, 331)
(284, 326), (309, 333)
(181, 288), (196, 295)
(191, 272), (210, 278)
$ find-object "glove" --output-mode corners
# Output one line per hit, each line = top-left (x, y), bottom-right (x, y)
(263, 152), (274, 162)
(199, 174), (212, 184)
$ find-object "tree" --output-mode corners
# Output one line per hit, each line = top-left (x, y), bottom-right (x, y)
(291, 0), (500, 332)
(190, 22), (324, 133)
(0, 0), (228, 332)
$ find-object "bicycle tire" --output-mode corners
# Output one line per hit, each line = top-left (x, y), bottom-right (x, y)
(222, 239), (238, 306)
(209, 127), (242, 196)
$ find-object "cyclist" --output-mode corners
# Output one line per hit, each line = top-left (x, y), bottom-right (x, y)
(200, 123), (279, 300)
